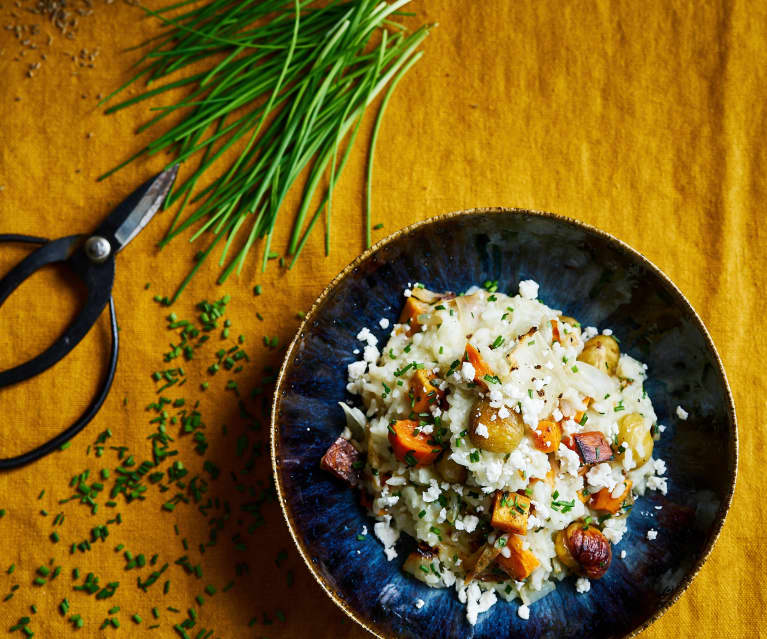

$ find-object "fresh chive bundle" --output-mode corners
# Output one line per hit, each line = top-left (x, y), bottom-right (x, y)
(101, 0), (431, 302)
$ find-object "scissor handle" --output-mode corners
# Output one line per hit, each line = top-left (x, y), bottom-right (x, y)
(0, 235), (115, 388)
(0, 234), (119, 470)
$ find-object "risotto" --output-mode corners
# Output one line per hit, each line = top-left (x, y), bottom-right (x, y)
(320, 280), (668, 625)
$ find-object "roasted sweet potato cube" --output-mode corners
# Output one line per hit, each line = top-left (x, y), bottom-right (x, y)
(399, 297), (430, 336)
(590, 480), (632, 514)
(491, 491), (531, 535)
(573, 431), (613, 465)
(532, 419), (562, 453)
(495, 535), (540, 581)
(464, 343), (496, 389)
(409, 369), (445, 413)
(387, 419), (441, 467)
(320, 437), (362, 485)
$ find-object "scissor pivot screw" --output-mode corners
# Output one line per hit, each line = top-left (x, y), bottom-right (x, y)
(85, 236), (111, 263)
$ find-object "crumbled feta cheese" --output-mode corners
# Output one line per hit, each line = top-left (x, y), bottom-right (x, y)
(622, 446), (635, 472)
(403, 288), (412, 298)
(611, 481), (628, 499)
(347, 360), (367, 380)
(498, 406), (510, 419)
(462, 515), (479, 533)
(647, 476), (668, 495)
(556, 444), (581, 477)
(460, 361), (476, 383)
(500, 545), (511, 558)
(575, 577), (591, 593)
(517, 604), (530, 620)
(356, 327), (378, 346)
(415, 599), (425, 609)
(474, 423), (489, 438)
(586, 462), (620, 492)
(646, 529), (658, 540)
(384, 547), (398, 561)
(552, 408), (563, 422)
(438, 508), (447, 523)
(353, 348), (360, 355)
(360, 525), (368, 536)
(675, 405), (689, 420)
(518, 280), (539, 300)
(602, 517), (627, 544)
(379, 318), (390, 329)
(561, 417), (581, 437)
(620, 550), (627, 559)
(374, 521), (399, 560)
(422, 480), (441, 503)
(363, 345), (379, 363)
(463, 582), (498, 625)
(582, 326), (599, 340)
(602, 328), (613, 336)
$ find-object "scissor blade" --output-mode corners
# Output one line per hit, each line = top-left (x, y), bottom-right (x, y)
(94, 165), (178, 253)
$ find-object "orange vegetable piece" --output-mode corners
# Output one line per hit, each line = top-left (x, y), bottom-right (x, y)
(387, 419), (441, 468)
(550, 319), (561, 343)
(464, 343), (495, 389)
(573, 396), (593, 425)
(495, 535), (540, 581)
(491, 491), (531, 535)
(532, 419), (562, 453)
(399, 297), (430, 336)
(590, 480), (632, 514)
(409, 369), (445, 414)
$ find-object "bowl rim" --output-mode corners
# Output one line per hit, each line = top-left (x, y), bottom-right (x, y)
(270, 206), (738, 639)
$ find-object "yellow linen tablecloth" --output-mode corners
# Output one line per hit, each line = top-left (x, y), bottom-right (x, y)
(0, 1), (762, 636)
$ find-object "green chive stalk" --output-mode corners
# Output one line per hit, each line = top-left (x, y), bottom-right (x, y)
(101, 0), (432, 302)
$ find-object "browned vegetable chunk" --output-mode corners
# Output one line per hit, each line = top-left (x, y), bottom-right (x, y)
(590, 480), (632, 514)
(399, 297), (430, 336)
(464, 536), (506, 582)
(573, 431), (614, 465)
(320, 437), (362, 485)
(409, 369), (446, 414)
(491, 491), (531, 535)
(495, 535), (540, 580)
(555, 523), (612, 579)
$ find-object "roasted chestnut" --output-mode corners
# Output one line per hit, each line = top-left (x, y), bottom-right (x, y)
(555, 522), (612, 579)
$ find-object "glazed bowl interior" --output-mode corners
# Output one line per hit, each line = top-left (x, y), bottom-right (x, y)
(271, 209), (737, 639)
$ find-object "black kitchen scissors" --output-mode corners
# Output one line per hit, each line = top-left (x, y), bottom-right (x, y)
(0, 166), (178, 470)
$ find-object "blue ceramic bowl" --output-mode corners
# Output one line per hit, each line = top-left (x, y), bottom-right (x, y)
(271, 209), (737, 639)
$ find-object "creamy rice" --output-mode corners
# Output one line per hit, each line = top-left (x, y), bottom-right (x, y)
(335, 280), (668, 625)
